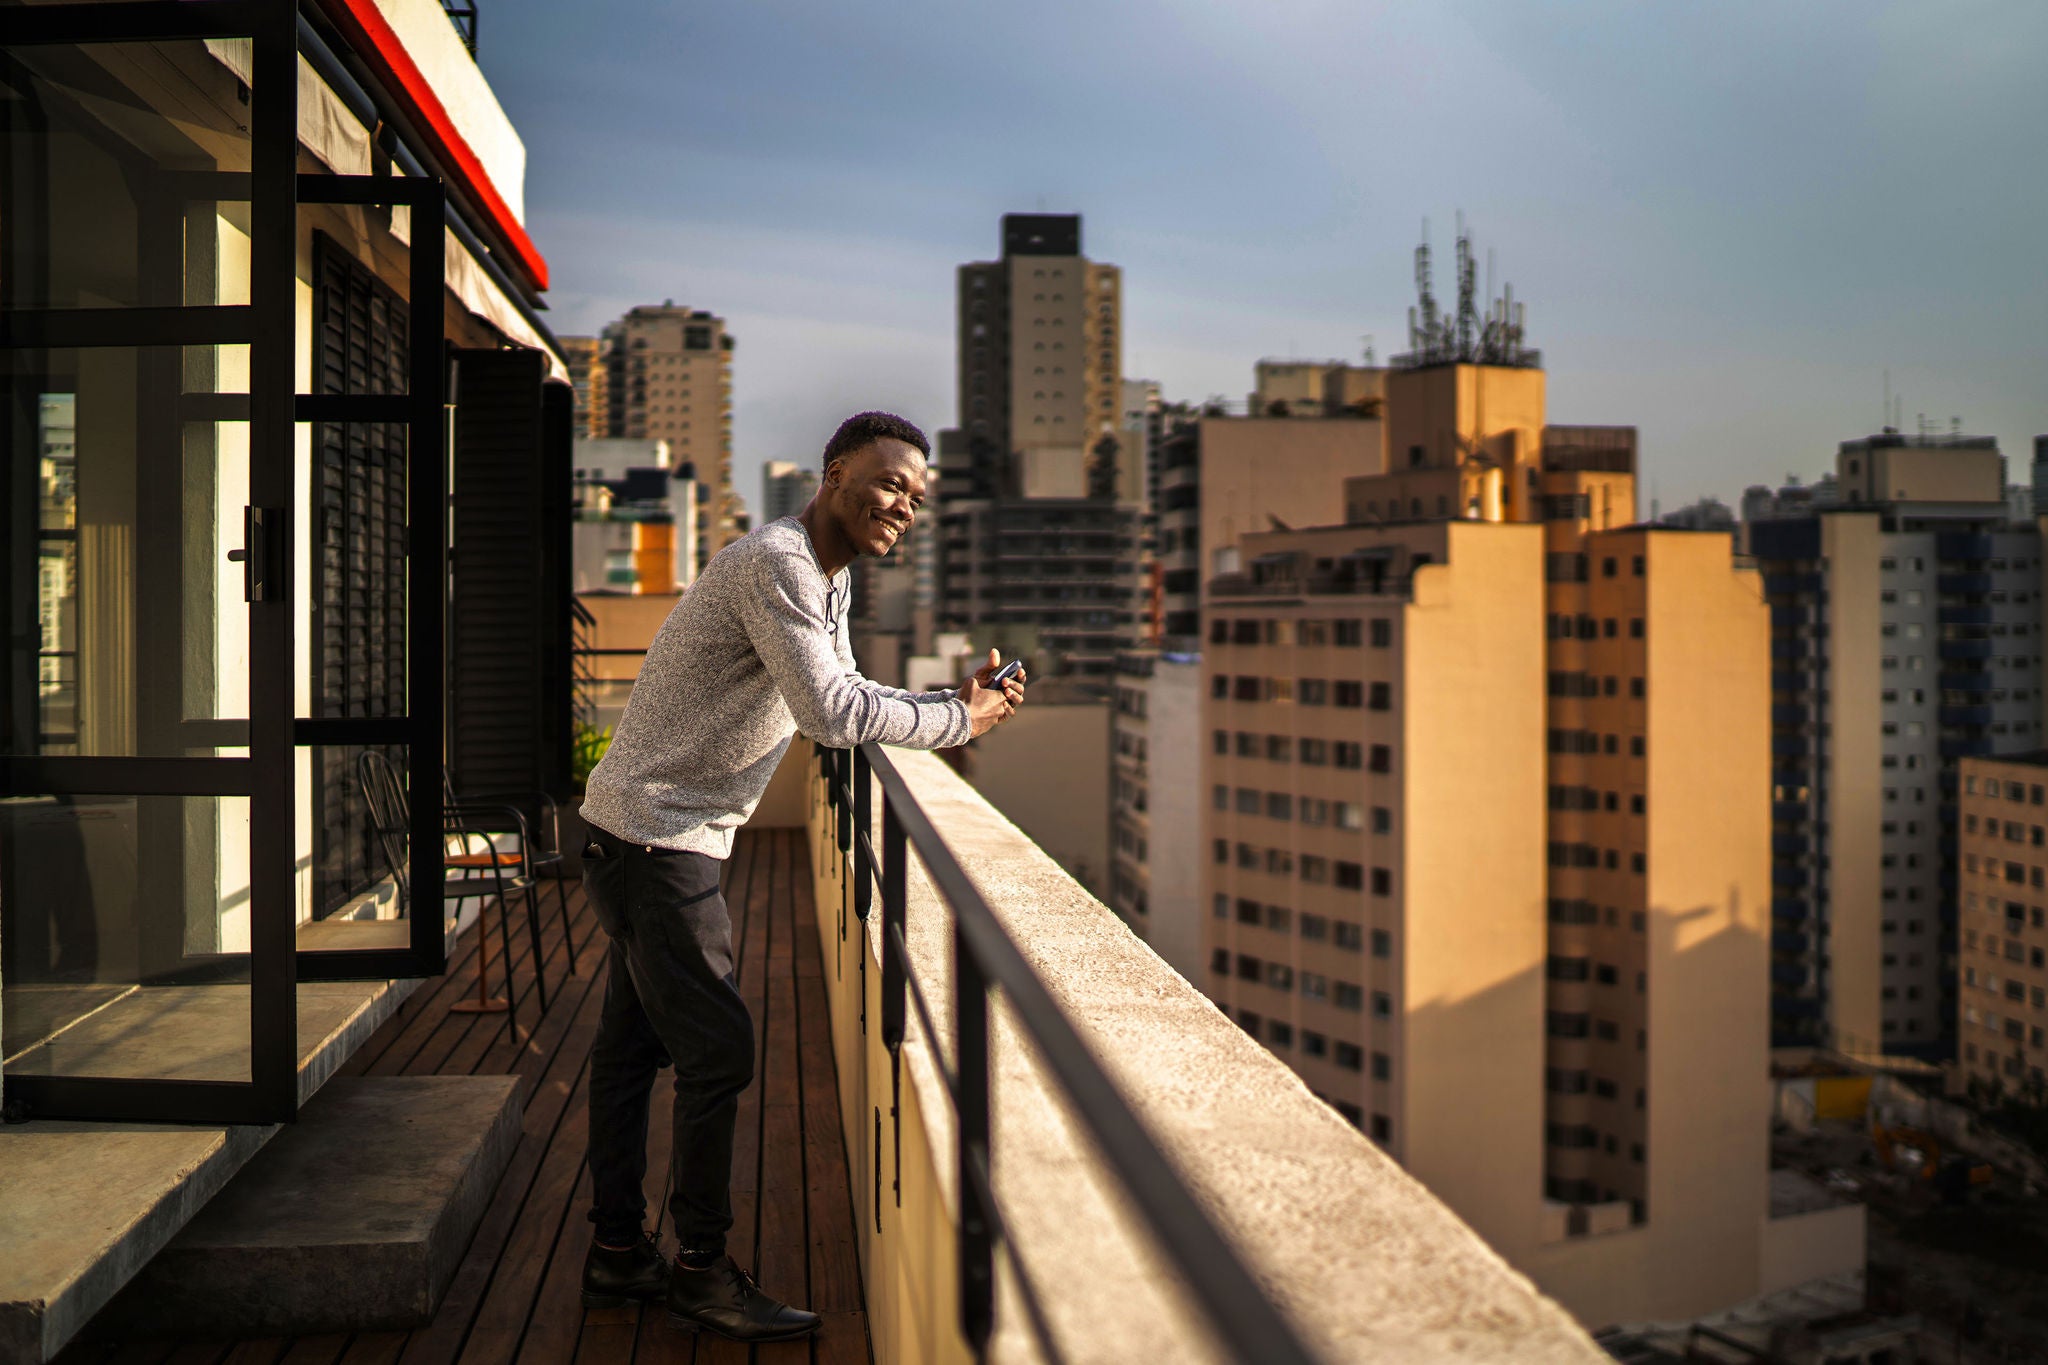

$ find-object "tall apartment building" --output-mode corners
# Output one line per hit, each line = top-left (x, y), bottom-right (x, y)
(1957, 752), (2048, 1099)
(935, 214), (1139, 682)
(561, 333), (609, 439)
(1749, 431), (2032, 1061)
(1196, 331), (1851, 1323)
(1110, 405), (1382, 958)
(760, 460), (817, 524)
(598, 303), (738, 574)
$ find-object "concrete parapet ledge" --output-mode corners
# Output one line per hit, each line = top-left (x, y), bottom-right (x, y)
(815, 748), (1606, 1364)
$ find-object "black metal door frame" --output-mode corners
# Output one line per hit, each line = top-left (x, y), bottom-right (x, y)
(294, 169), (445, 985)
(0, 0), (444, 1124)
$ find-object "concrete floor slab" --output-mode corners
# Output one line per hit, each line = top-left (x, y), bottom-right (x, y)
(0, 974), (421, 1363)
(0, 1120), (274, 1365)
(7, 977), (416, 1107)
(94, 1075), (522, 1338)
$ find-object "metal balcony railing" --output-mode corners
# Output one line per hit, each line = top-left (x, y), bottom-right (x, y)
(815, 742), (1318, 1364)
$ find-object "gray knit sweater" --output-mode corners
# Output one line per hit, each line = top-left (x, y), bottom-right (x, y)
(579, 517), (971, 858)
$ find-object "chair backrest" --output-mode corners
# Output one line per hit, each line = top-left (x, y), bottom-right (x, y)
(357, 749), (412, 908)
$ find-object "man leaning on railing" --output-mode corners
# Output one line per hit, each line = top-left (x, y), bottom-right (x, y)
(574, 411), (1028, 1343)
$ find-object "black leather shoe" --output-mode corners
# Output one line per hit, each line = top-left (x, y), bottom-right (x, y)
(666, 1256), (822, 1342)
(582, 1235), (669, 1308)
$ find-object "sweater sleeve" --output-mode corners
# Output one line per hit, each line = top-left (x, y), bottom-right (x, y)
(831, 579), (961, 705)
(737, 549), (971, 750)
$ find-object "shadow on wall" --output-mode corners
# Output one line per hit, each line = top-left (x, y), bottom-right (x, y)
(1401, 887), (1814, 1330)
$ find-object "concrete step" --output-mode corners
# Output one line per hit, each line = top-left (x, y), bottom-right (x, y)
(0, 974), (423, 1365)
(92, 1075), (521, 1339)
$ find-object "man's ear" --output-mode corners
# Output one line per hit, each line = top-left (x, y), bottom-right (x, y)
(822, 456), (844, 489)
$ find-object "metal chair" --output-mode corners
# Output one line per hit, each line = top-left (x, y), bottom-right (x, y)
(356, 749), (546, 1030)
(440, 769), (580, 978)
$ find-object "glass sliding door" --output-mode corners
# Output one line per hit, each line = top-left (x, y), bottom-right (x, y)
(291, 173), (446, 984)
(0, 6), (448, 1122)
(0, 8), (301, 1122)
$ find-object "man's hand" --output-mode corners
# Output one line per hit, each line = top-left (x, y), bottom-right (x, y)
(958, 647), (1027, 739)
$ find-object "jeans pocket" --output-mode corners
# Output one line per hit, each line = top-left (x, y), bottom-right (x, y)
(583, 850), (630, 943)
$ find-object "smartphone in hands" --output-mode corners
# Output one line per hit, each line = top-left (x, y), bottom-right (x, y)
(991, 659), (1025, 686)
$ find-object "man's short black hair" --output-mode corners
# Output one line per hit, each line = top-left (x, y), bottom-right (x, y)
(822, 411), (929, 471)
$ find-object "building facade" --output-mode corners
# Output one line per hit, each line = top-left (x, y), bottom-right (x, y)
(1750, 432), (2033, 1060)
(1196, 349), (1847, 1324)
(603, 304), (737, 570)
(573, 437), (694, 594)
(1957, 753), (2048, 1099)
(760, 460), (817, 525)
(1108, 403), (1381, 959)
(561, 333), (610, 439)
(936, 214), (1139, 684)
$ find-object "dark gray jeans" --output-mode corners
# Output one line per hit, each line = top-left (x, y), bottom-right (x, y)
(581, 824), (754, 1254)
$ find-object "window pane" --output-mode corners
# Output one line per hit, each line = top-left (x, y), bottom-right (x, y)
(1, 40), (255, 310)
(2, 793), (252, 1083)
(300, 743), (442, 938)
(5, 349), (250, 755)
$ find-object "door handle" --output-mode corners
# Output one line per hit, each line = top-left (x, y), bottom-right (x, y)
(228, 506), (280, 602)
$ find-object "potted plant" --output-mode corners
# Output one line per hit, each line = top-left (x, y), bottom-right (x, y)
(556, 721), (613, 876)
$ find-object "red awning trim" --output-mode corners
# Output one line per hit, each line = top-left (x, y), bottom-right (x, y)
(323, 0), (550, 294)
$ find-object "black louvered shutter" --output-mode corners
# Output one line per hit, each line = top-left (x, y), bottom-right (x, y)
(448, 348), (573, 809)
(311, 233), (409, 916)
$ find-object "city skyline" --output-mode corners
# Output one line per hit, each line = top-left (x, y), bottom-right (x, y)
(483, 0), (2048, 525)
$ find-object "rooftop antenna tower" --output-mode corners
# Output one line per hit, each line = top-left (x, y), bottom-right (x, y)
(1410, 218), (1438, 360)
(1396, 214), (1536, 369)
(1454, 212), (1478, 359)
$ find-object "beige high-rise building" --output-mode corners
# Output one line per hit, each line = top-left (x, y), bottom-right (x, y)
(955, 213), (1121, 488)
(1110, 403), (1382, 958)
(560, 333), (609, 439)
(939, 214), (1136, 680)
(1957, 753), (2048, 1099)
(1198, 350), (1861, 1326)
(1750, 432), (2031, 1064)
(602, 303), (738, 569)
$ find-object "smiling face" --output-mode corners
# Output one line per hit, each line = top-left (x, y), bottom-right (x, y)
(823, 438), (927, 558)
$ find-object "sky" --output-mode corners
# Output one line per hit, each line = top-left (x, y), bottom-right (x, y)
(479, 0), (2048, 521)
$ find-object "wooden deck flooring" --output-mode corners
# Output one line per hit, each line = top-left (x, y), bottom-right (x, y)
(56, 828), (868, 1365)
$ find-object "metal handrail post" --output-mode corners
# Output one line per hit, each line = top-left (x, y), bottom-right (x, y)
(854, 745), (873, 923)
(955, 918), (995, 1355)
(881, 798), (908, 1052)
